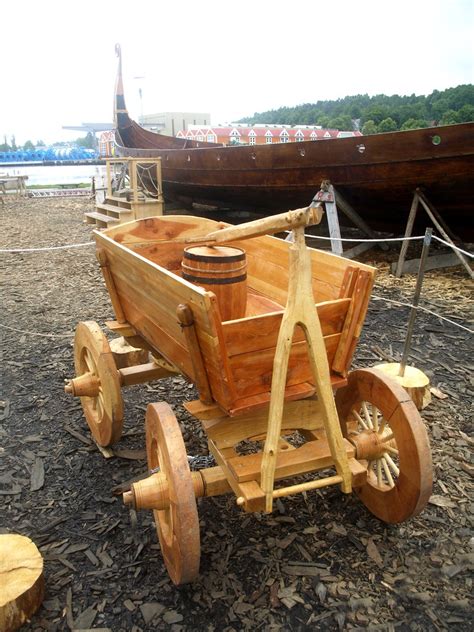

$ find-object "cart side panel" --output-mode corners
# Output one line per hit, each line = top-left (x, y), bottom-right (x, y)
(231, 235), (375, 305)
(95, 233), (236, 409)
(222, 299), (351, 400)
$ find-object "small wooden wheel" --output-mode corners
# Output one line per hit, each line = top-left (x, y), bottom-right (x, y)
(73, 321), (123, 446)
(146, 402), (200, 585)
(336, 368), (432, 523)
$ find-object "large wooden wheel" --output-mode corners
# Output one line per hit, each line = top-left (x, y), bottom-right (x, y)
(336, 368), (432, 523)
(70, 321), (123, 446)
(146, 402), (200, 585)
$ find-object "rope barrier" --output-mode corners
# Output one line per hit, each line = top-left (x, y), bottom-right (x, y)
(298, 232), (474, 257)
(298, 232), (426, 243)
(371, 295), (474, 334)
(0, 242), (94, 253)
(1, 232), (472, 257)
(0, 323), (73, 338)
(432, 236), (474, 258)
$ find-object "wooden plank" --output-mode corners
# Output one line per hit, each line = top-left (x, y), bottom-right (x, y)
(245, 291), (283, 316)
(201, 396), (324, 448)
(228, 334), (341, 400)
(324, 193), (344, 255)
(228, 382), (317, 417)
(395, 193), (420, 278)
(223, 299), (350, 356)
(332, 270), (373, 374)
(228, 438), (356, 483)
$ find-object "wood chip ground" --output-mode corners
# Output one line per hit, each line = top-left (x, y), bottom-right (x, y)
(1, 197), (472, 631)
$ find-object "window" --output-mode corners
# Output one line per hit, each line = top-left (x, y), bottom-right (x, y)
(197, 135), (204, 141)
(266, 135), (273, 144)
(207, 134), (216, 142)
(249, 136), (256, 145)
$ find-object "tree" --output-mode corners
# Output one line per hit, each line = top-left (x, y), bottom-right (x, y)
(23, 140), (35, 150)
(75, 132), (96, 149)
(400, 118), (428, 130)
(329, 114), (353, 130)
(363, 105), (390, 125)
(457, 104), (474, 123)
(317, 115), (331, 128)
(439, 109), (460, 125)
(361, 120), (378, 135)
(35, 140), (45, 147)
(378, 117), (398, 132)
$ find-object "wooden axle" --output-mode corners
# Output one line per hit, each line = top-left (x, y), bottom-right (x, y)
(65, 361), (175, 397)
(123, 466), (231, 510)
(124, 439), (367, 513)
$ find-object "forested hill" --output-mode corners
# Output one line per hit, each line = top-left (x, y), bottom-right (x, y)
(238, 85), (474, 134)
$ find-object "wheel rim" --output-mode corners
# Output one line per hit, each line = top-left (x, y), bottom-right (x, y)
(336, 368), (432, 523)
(146, 402), (200, 585)
(74, 321), (123, 446)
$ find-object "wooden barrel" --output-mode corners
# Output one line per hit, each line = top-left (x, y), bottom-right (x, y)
(182, 246), (247, 320)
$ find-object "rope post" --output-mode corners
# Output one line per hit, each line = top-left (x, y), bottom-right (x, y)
(399, 228), (433, 377)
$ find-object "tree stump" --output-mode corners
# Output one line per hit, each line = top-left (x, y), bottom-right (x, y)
(110, 336), (149, 369)
(0, 534), (44, 632)
(373, 363), (431, 410)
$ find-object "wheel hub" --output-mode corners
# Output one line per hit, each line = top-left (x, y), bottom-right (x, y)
(350, 429), (387, 461)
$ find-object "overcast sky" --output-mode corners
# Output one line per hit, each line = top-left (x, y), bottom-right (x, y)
(1, 0), (472, 145)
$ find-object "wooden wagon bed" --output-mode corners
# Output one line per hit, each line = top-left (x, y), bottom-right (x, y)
(95, 215), (375, 417)
(65, 207), (433, 585)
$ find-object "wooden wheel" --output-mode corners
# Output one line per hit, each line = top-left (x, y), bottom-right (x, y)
(71, 321), (123, 446)
(145, 402), (200, 585)
(336, 368), (432, 523)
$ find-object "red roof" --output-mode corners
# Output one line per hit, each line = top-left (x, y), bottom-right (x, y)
(177, 125), (362, 140)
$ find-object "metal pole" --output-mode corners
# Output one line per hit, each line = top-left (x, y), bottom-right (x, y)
(399, 228), (433, 377)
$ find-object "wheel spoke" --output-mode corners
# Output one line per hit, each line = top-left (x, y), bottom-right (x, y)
(376, 459), (383, 486)
(383, 453), (400, 477)
(353, 409), (369, 430)
(362, 402), (373, 429)
(372, 404), (379, 431)
(381, 457), (395, 488)
(384, 444), (399, 456)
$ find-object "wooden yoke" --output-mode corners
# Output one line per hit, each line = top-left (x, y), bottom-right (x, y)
(259, 223), (352, 513)
(185, 205), (324, 245)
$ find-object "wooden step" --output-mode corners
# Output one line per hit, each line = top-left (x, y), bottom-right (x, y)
(106, 195), (133, 207)
(84, 212), (119, 228)
(96, 202), (132, 213)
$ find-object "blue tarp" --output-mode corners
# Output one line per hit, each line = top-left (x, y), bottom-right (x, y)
(0, 147), (98, 163)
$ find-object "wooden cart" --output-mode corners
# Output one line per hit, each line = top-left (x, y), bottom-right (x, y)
(65, 206), (432, 584)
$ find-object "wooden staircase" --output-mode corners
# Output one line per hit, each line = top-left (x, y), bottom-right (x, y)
(85, 158), (164, 228)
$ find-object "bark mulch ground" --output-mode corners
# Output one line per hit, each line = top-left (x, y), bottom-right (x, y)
(1, 197), (472, 631)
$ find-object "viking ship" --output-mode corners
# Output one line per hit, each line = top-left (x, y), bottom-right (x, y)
(113, 47), (474, 234)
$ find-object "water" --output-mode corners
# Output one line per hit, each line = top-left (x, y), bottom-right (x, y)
(0, 164), (107, 187)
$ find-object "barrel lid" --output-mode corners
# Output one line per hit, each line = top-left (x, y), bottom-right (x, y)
(183, 245), (245, 262)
